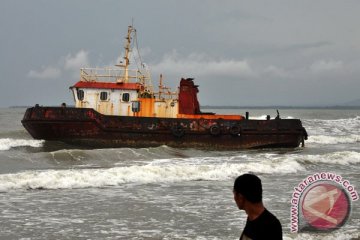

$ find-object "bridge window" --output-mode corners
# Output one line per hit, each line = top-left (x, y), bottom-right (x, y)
(122, 93), (130, 102)
(100, 92), (108, 101)
(77, 89), (84, 101)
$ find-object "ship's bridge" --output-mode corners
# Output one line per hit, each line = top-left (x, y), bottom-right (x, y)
(70, 67), (179, 118)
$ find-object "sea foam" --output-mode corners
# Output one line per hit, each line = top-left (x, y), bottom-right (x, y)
(297, 151), (360, 165)
(307, 134), (360, 144)
(306, 116), (360, 135)
(287, 231), (359, 240)
(0, 160), (304, 191)
(0, 138), (44, 151)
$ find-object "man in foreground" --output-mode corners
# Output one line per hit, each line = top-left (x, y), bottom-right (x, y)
(233, 173), (283, 240)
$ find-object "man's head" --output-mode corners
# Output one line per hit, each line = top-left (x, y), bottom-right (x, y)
(233, 174), (263, 209)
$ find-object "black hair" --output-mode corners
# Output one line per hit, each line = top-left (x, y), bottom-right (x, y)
(233, 173), (263, 203)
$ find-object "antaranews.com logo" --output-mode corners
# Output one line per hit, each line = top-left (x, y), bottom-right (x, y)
(290, 172), (358, 232)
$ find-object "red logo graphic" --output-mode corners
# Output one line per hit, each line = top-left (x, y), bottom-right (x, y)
(301, 183), (350, 230)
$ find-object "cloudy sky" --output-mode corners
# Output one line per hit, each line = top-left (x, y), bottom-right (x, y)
(1, 0), (360, 107)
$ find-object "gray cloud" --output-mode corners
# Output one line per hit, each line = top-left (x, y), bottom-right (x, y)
(28, 66), (61, 79)
(310, 59), (344, 73)
(64, 50), (90, 71)
(1, 0), (360, 107)
(26, 50), (90, 81)
(150, 51), (255, 79)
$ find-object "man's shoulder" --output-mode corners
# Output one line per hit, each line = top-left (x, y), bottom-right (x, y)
(256, 209), (282, 239)
(242, 209), (283, 240)
(259, 209), (282, 231)
(262, 209), (281, 222)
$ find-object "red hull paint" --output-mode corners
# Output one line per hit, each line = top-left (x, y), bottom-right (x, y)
(22, 107), (307, 149)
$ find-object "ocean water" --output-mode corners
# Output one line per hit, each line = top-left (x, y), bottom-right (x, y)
(0, 107), (359, 240)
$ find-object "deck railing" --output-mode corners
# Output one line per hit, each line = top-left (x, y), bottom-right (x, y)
(80, 67), (151, 83)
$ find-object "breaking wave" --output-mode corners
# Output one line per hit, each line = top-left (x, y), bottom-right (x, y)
(305, 116), (360, 135)
(0, 147), (358, 191)
(304, 116), (360, 145)
(296, 151), (360, 165)
(307, 134), (360, 144)
(0, 160), (304, 191)
(0, 138), (44, 151)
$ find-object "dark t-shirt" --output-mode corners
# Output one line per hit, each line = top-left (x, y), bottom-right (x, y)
(240, 208), (282, 240)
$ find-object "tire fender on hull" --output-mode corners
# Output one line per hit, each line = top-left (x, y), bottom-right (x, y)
(209, 124), (221, 136)
(171, 125), (185, 138)
(229, 125), (241, 136)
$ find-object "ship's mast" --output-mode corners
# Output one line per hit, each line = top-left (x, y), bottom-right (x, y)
(116, 25), (134, 83)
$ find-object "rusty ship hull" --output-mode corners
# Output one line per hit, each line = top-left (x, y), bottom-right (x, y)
(22, 106), (307, 149)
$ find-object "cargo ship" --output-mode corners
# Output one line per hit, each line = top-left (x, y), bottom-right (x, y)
(22, 26), (308, 149)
